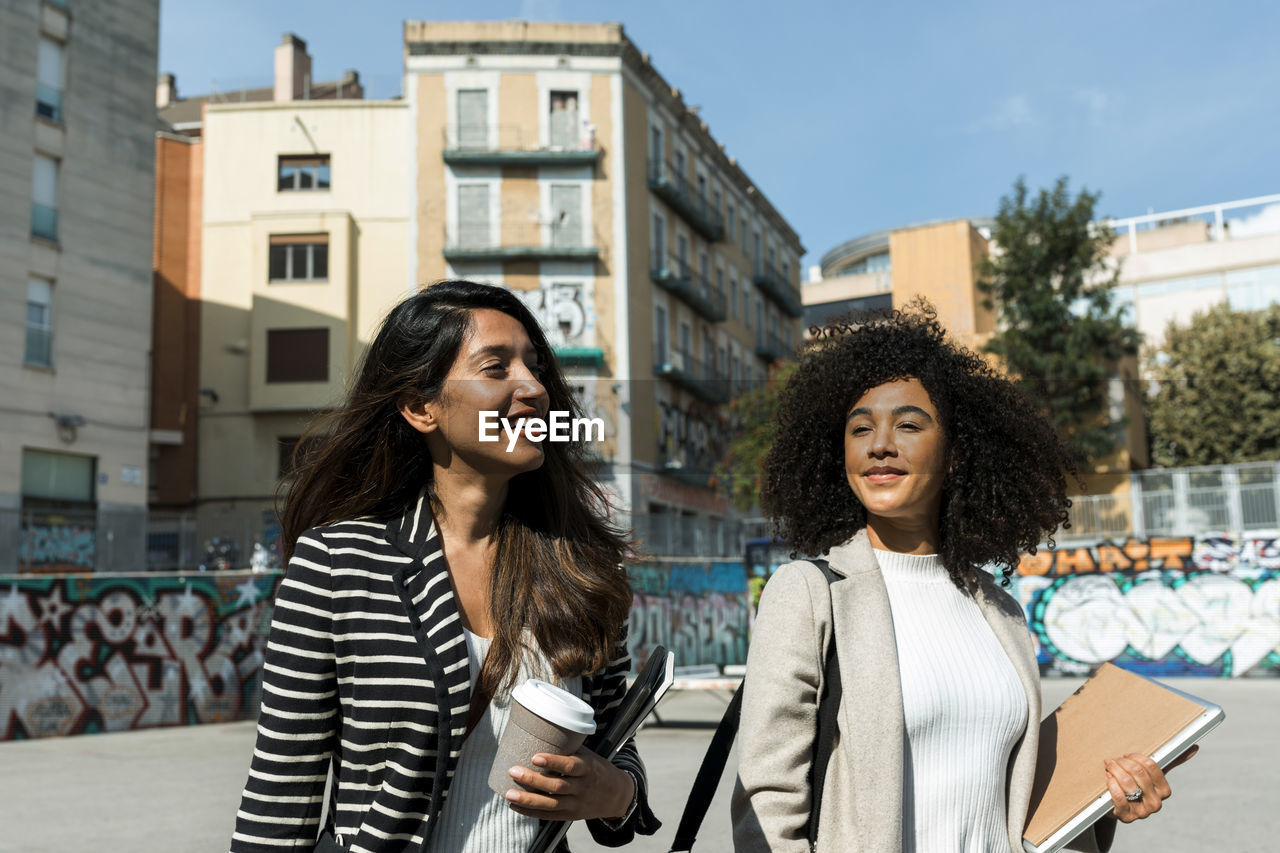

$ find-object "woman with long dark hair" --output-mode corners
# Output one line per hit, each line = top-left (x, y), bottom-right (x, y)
(230, 280), (657, 852)
(732, 304), (1193, 852)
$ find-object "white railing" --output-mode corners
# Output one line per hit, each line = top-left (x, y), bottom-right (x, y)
(1107, 192), (1280, 255)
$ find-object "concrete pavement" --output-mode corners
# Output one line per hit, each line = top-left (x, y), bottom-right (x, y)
(2, 679), (1277, 852)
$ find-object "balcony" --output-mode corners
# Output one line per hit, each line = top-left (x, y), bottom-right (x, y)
(554, 347), (605, 369)
(755, 331), (789, 362)
(653, 352), (730, 405)
(647, 160), (725, 242)
(650, 255), (727, 323)
(752, 263), (804, 318)
(443, 222), (601, 263)
(31, 202), (58, 243)
(443, 124), (600, 167)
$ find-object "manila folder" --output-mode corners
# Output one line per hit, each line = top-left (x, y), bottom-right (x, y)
(1023, 662), (1206, 847)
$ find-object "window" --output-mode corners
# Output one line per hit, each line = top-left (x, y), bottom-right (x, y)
(277, 155), (330, 191)
(744, 291), (752, 328)
(457, 89), (488, 148)
(650, 126), (662, 161)
(697, 174), (707, 203)
(715, 267), (724, 299)
(753, 232), (762, 274)
(679, 322), (692, 365)
(278, 436), (313, 477)
(674, 149), (686, 178)
(457, 183), (490, 248)
(713, 187), (722, 217)
(23, 449), (95, 503)
(730, 278), (739, 317)
(268, 234), (329, 281)
(652, 213), (665, 264)
(549, 90), (579, 149)
(655, 305), (668, 362)
(26, 277), (53, 367)
(677, 234), (689, 275)
(31, 154), (58, 242)
(727, 204), (735, 240)
(36, 37), (64, 122)
(740, 217), (748, 254)
(550, 184), (583, 248)
(266, 328), (329, 383)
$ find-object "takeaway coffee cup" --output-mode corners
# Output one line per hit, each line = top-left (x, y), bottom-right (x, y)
(487, 678), (598, 795)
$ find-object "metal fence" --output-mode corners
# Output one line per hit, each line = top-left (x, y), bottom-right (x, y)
(1063, 461), (1280, 540)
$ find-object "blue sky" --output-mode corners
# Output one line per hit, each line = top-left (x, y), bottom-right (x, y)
(158, 0), (1279, 267)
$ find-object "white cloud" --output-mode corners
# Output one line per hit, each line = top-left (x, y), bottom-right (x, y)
(967, 94), (1034, 133)
(520, 0), (564, 19)
(1074, 88), (1112, 127)
(1227, 202), (1280, 238)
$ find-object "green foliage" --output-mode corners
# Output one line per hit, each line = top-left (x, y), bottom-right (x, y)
(978, 176), (1140, 465)
(1146, 302), (1280, 466)
(715, 361), (798, 512)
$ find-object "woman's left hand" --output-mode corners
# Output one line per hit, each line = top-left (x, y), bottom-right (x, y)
(504, 747), (635, 822)
(1104, 745), (1199, 822)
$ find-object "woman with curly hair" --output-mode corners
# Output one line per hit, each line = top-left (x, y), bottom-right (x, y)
(731, 304), (1191, 852)
(230, 281), (657, 852)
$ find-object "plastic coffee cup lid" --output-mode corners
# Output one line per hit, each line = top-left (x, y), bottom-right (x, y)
(512, 678), (597, 735)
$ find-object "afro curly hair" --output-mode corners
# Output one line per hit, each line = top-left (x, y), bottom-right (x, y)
(762, 301), (1077, 587)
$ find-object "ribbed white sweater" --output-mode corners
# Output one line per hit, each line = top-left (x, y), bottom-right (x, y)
(426, 629), (582, 853)
(874, 549), (1027, 853)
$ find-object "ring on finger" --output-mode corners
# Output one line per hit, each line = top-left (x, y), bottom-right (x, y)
(1125, 786), (1143, 803)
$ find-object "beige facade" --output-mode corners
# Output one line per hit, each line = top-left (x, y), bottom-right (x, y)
(196, 98), (410, 552)
(405, 21), (806, 548)
(0, 0), (159, 572)
(803, 194), (1280, 514)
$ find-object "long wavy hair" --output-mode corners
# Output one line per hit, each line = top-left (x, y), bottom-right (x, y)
(278, 280), (633, 693)
(762, 301), (1078, 587)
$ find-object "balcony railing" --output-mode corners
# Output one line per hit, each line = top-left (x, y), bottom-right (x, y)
(647, 160), (725, 242)
(24, 326), (53, 367)
(752, 262), (804, 318)
(443, 124), (600, 166)
(35, 84), (62, 123)
(653, 351), (730, 405)
(443, 222), (601, 262)
(650, 254), (727, 323)
(31, 202), (58, 242)
(755, 331), (789, 362)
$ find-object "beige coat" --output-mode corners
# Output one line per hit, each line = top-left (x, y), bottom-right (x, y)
(731, 530), (1112, 853)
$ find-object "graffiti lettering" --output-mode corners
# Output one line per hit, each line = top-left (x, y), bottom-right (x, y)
(1017, 537), (1197, 575)
(626, 561), (751, 671)
(19, 523), (96, 572)
(0, 572), (280, 740)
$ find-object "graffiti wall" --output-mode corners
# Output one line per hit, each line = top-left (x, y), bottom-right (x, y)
(628, 560), (752, 672)
(0, 571), (281, 740)
(1012, 534), (1280, 677)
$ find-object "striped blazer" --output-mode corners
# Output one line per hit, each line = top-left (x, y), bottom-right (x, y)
(230, 492), (658, 852)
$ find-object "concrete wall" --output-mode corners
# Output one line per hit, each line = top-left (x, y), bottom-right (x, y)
(0, 570), (282, 740)
(197, 100), (409, 529)
(1013, 532), (1280, 677)
(0, 0), (160, 571)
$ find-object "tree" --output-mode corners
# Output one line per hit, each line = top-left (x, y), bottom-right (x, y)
(978, 177), (1140, 465)
(1145, 302), (1280, 466)
(715, 361), (797, 513)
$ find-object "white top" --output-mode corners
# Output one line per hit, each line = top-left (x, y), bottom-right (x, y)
(426, 628), (583, 853)
(874, 549), (1028, 853)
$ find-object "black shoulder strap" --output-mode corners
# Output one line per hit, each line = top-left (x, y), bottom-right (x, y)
(668, 559), (840, 853)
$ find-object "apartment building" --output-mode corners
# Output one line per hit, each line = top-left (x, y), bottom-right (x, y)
(188, 36), (409, 559)
(0, 0), (159, 572)
(406, 21), (806, 548)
